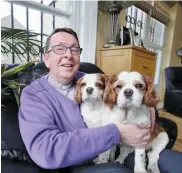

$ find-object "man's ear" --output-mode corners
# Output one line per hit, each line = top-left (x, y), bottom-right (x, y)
(44, 53), (50, 68)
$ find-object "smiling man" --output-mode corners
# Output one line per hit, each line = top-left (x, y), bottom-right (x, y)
(44, 29), (81, 85)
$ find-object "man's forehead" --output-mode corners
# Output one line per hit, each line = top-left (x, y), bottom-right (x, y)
(50, 32), (78, 45)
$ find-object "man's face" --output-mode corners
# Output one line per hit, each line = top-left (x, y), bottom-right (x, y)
(44, 32), (80, 84)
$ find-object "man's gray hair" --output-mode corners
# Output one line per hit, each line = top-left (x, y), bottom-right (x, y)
(44, 28), (80, 53)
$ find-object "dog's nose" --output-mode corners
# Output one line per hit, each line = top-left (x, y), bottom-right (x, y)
(124, 89), (133, 98)
(86, 87), (94, 94)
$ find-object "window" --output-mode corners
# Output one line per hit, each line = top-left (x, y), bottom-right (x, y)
(1, 0), (98, 65)
(1, 0), (71, 63)
(125, 6), (146, 38)
(149, 17), (165, 46)
(125, 6), (165, 87)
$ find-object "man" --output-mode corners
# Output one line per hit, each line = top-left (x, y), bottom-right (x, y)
(19, 28), (182, 173)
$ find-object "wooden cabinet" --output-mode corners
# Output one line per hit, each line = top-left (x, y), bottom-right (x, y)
(97, 45), (156, 79)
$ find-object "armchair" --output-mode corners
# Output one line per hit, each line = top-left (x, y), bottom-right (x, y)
(164, 67), (182, 118)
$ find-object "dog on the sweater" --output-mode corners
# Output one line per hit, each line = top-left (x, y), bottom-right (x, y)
(74, 73), (126, 164)
(104, 71), (169, 173)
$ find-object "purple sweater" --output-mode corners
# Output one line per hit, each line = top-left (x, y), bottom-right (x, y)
(18, 75), (120, 169)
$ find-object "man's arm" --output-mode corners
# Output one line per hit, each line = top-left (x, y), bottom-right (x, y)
(18, 88), (120, 169)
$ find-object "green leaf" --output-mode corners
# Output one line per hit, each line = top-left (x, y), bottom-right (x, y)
(2, 61), (35, 78)
(1, 64), (7, 77)
(1, 28), (43, 60)
(1, 86), (11, 96)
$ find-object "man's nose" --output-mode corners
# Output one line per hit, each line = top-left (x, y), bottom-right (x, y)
(124, 89), (133, 98)
(63, 48), (72, 57)
(86, 87), (94, 95)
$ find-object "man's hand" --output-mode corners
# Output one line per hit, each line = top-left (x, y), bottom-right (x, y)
(115, 123), (151, 148)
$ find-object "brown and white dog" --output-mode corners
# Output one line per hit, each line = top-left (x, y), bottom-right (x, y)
(74, 73), (126, 164)
(104, 71), (169, 173)
(74, 73), (108, 129)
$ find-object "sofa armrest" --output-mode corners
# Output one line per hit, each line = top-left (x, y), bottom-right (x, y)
(156, 117), (177, 149)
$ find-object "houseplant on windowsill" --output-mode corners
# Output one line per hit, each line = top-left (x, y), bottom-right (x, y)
(1, 60), (39, 107)
(1, 28), (43, 107)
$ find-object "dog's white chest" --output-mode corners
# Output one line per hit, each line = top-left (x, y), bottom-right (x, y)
(102, 106), (126, 126)
(124, 105), (151, 125)
(81, 102), (104, 128)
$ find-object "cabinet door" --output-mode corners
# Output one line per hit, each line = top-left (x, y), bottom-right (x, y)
(113, 55), (131, 74)
(100, 49), (131, 75)
(100, 56), (115, 75)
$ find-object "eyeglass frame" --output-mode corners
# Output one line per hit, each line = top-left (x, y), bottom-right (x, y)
(46, 45), (83, 56)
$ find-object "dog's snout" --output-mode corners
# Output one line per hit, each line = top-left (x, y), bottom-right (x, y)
(124, 89), (133, 97)
(86, 87), (94, 94)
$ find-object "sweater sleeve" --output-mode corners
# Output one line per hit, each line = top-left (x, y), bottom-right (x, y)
(18, 87), (120, 169)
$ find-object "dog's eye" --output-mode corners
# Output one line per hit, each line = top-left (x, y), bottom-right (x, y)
(96, 83), (102, 87)
(135, 84), (143, 89)
(81, 83), (86, 87)
(116, 85), (122, 89)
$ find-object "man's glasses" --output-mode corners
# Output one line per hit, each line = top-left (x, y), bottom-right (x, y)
(47, 45), (82, 56)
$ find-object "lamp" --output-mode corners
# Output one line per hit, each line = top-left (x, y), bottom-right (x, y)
(107, 2), (122, 47)
(98, 1), (134, 48)
(176, 45), (182, 64)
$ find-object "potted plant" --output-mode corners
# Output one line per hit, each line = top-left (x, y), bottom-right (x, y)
(1, 60), (39, 107)
(1, 28), (43, 106)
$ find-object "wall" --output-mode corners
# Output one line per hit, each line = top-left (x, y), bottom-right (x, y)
(95, 9), (126, 66)
(169, 3), (182, 66)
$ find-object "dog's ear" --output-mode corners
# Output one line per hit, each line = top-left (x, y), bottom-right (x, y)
(103, 75), (117, 109)
(99, 74), (109, 87)
(74, 77), (83, 104)
(142, 75), (160, 107)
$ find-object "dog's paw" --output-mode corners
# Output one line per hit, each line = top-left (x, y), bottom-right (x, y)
(148, 163), (160, 173)
(114, 158), (125, 165)
(94, 159), (108, 164)
(134, 171), (148, 173)
(134, 168), (148, 173)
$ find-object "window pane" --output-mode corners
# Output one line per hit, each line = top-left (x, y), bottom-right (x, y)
(153, 49), (162, 86)
(29, 8), (41, 33)
(55, 16), (69, 28)
(1, 1), (11, 20)
(43, 35), (48, 46)
(149, 18), (165, 46)
(125, 6), (146, 38)
(13, 4), (26, 29)
(43, 13), (53, 35)
(1, 2), (11, 29)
